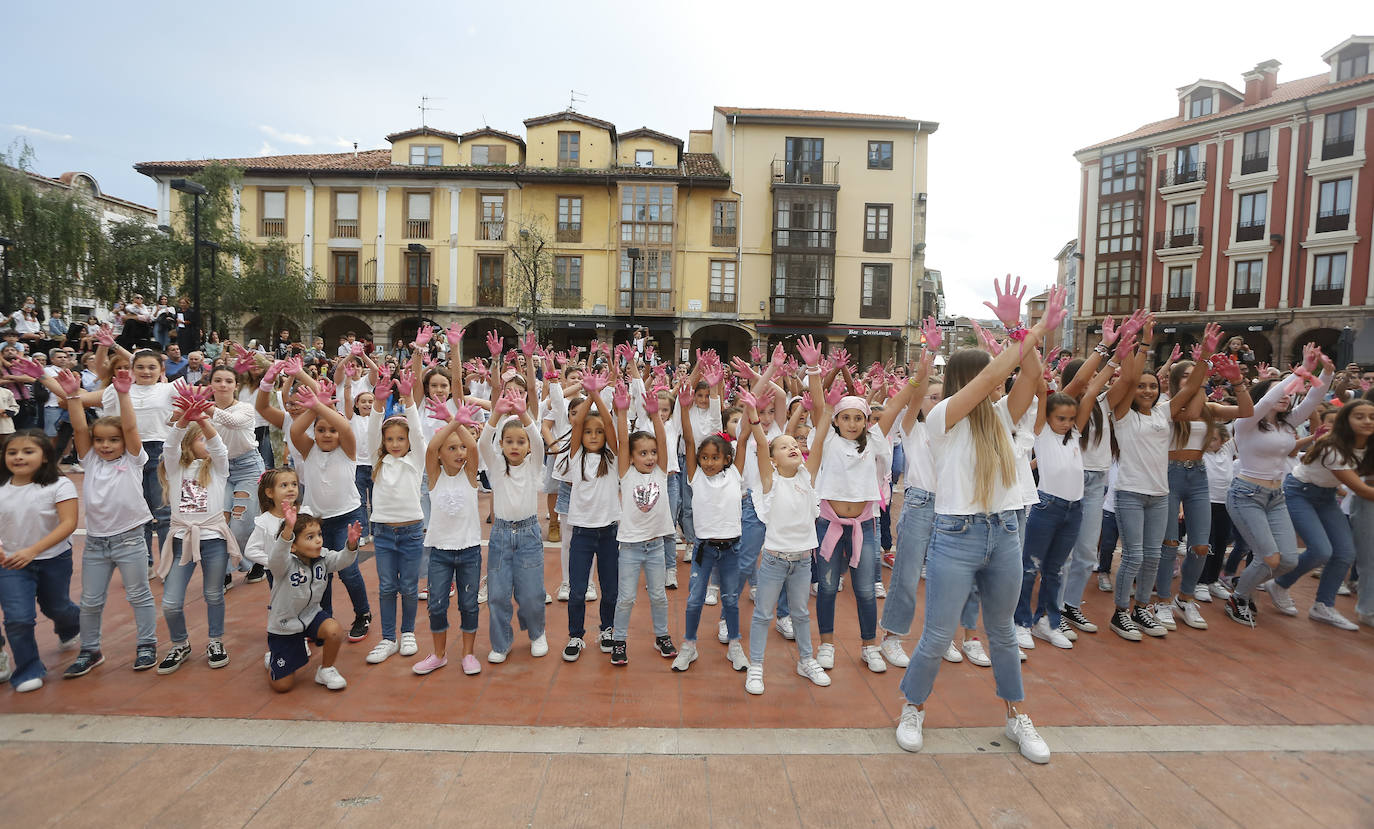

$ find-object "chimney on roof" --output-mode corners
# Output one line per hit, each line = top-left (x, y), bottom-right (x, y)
(1242, 59), (1281, 105)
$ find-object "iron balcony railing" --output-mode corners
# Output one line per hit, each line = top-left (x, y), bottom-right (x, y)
(771, 158), (839, 186)
(318, 281), (438, 306)
(1234, 220), (1266, 242)
(1240, 152), (1268, 175)
(1158, 161), (1207, 188)
(1150, 292), (1202, 312)
(1154, 227), (1205, 250)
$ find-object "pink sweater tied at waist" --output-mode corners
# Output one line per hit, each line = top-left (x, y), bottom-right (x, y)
(817, 499), (874, 568)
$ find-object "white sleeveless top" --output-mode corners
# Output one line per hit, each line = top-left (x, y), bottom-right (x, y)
(424, 468), (480, 550)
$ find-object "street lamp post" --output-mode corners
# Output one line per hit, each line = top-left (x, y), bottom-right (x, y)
(407, 243), (428, 354)
(199, 239), (220, 342)
(171, 178), (208, 349)
(0, 236), (13, 314)
(626, 247), (642, 332)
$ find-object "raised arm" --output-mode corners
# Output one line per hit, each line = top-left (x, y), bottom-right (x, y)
(678, 382), (698, 480)
(946, 280), (1065, 426)
(1169, 323), (1220, 419)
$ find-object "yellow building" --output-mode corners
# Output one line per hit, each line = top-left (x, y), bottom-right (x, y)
(136, 106), (937, 361)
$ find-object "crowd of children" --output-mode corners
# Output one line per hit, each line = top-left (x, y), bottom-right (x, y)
(2, 276), (1371, 767)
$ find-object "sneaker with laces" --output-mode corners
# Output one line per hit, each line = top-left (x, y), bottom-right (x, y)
(942, 641), (964, 663)
(563, 637), (585, 661)
(665, 569), (678, 589)
(544, 592), (552, 604)
(531, 634), (549, 657)
(487, 649), (508, 663)
(1173, 597), (1208, 629)
(206, 640), (229, 669)
(774, 616), (795, 640)
(1209, 582), (1232, 600)
(1225, 595), (1257, 627)
(797, 657), (831, 686)
(156, 643), (192, 675)
(745, 665), (764, 694)
(557, 582), (570, 601)
(671, 641), (698, 672)
(1061, 605), (1097, 633)
(462, 654), (482, 674)
(413, 654), (447, 674)
(717, 619), (730, 644)
(1031, 617), (1073, 649)
(727, 640), (750, 671)
(1309, 602), (1359, 631)
(815, 642), (835, 669)
(1005, 713), (1051, 764)
(59, 633), (81, 651)
(479, 577), (489, 604)
(399, 632), (418, 657)
(654, 635), (677, 657)
(1015, 625), (1035, 649)
(880, 637), (910, 667)
(1058, 619), (1078, 642)
(895, 704), (925, 752)
(861, 644), (888, 673)
(347, 612), (371, 643)
(1109, 609), (1143, 641)
(598, 628), (614, 653)
(0, 651), (9, 683)
(366, 640), (398, 664)
(63, 650), (103, 679)
(1130, 606), (1167, 637)
(749, 586), (757, 604)
(1264, 580), (1298, 615)
(1097, 573), (1113, 593)
(223, 573), (234, 592)
(610, 640), (628, 665)
(584, 582), (596, 602)
(874, 580), (887, 599)
(1193, 583), (1213, 603)
(245, 563), (266, 584)
(314, 665), (347, 690)
(1152, 603), (1177, 631)
(133, 645), (157, 672)
(705, 585), (719, 606)
(961, 638), (992, 666)
(1337, 582), (1352, 596)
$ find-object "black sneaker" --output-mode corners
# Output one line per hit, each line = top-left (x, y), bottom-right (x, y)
(206, 640), (229, 669)
(598, 628), (613, 653)
(245, 563), (266, 584)
(133, 645), (158, 671)
(610, 640), (628, 666)
(1061, 605), (1097, 633)
(1130, 606), (1167, 637)
(223, 572), (234, 591)
(1225, 595), (1256, 627)
(562, 637), (585, 662)
(348, 612), (371, 643)
(654, 634), (678, 658)
(1109, 609), (1142, 641)
(63, 650), (103, 679)
(156, 643), (192, 675)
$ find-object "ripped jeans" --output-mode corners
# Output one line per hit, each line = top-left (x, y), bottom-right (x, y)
(225, 450), (265, 568)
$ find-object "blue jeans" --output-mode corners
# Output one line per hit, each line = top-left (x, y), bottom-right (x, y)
(1098, 511), (1120, 572)
(749, 551), (814, 664)
(684, 538), (741, 642)
(814, 516), (879, 641)
(320, 506), (371, 617)
(81, 526), (156, 650)
(1061, 469), (1106, 608)
(42, 405), (62, 437)
(1160, 461), (1212, 600)
(162, 537), (228, 644)
(255, 426), (274, 470)
(881, 444), (905, 551)
(899, 512), (1024, 705)
(1276, 476), (1355, 606)
(613, 537), (669, 640)
(225, 451), (265, 565)
(719, 493), (788, 617)
(373, 521), (424, 640)
(881, 486), (934, 637)
(418, 469), (431, 580)
(354, 466), (373, 536)
(1016, 492), (1083, 628)
(487, 516), (547, 654)
(1228, 478), (1299, 600)
(1114, 491), (1167, 607)
(141, 440), (169, 560)
(568, 523), (619, 638)
(0, 549), (80, 686)
(664, 471), (683, 570)
(1348, 498), (1374, 620)
(676, 452), (697, 546)
(428, 546), (482, 634)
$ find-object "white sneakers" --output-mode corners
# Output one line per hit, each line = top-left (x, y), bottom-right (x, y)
(15, 676), (43, 693)
(1173, 597), (1208, 629)
(942, 641), (964, 663)
(1152, 603), (1178, 631)
(366, 639), (398, 664)
(531, 634), (549, 657)
(478, 578), (489, 605)
(1193, 583), (1213, 603)
(874, 580), (887, 599)
(1309, 602), (1359, 631)
(0, 651), (10, 683)
(774, 617), (795, 640)
(705, 585), (719, 606)
(487, 649), (507, 663)
(314, 665), (347, 690)
(745, 665), (765, 695)
(1031, 617), (1072, 649)
(726, 640), (750, 671)
(1264, 580), (1298, 615)
(1208, 582), (1232, 601)
(1015, 625), (1035, 650)
(879, 637), (910, 668)
(895, 704), (925, 752)
(1005, 713), (1051, 764)
(961, 639), (992, 667)
(557, 582), (570, 601)
(671, 641), (698, 672)
(398, 632), (418, 657)
(717, 619), (730, 644)
(815, 643), (835, 669)
(860, 645), (887, 673)
(797, 658), (830, 686)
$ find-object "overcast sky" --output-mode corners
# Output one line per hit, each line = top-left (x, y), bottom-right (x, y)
(3, 1), (1367, 316)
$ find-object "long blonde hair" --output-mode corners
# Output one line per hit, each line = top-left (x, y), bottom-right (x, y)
(158, 423), (214, 504)
(372, 417), (412, 481)
(943, 349), (1016, 511)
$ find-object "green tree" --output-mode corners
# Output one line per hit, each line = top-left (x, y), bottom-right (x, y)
(506, 214), (555, 336)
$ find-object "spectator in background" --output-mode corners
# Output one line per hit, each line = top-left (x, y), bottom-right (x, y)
(153, 295), (176, 349)
(305, 336), (327, 365)
(164, 343), (188, 380)
(1225, 336), (1255, 373)
(274, 329), (293, 360)
(202, 330), (223, 361)
(175, 296), (200, 351)
(10, 298), (44, 349)
(46, 309), (69, 345)
(182, 351), (208, 385)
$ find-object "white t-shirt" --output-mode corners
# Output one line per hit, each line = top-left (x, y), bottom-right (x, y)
(760, 467), (820, 554)
(741, 421), (783, 513)
(242, 510), (282, 566)
(690, 466), (743, 539)
(164, 432), (229, 542)
(1034, 427), (1084, 502)
(1205, 440), (1235, 503)
(900, 419), (937, 494)
(1104, 463), (1119, 512)
(618, 465), (674, 543)
(1114, 404), (1171, 496)
(0, 476), (78, 560)
(477, 420), (544, 521)
(80, 447), (153, 536)
(566, 448), (621, 528)
(300, 446), (362, 519)
(425, 468), (481, 550)
(42, 366), (62, 408)
(238, 386), (269, 429)
(925, 398), (1021, 516)
(660, 415), (681, 474)
(1293, 446), (1361, 489)
(1006, 398), (1039, 509)
(684, 398), (722, 454)
(812, 425), (891, 504)
(102, 382), (175, 443)
(1080, 394), (1114, 472)
(350, 414), (372, 468)
(210, 401), (257, 459)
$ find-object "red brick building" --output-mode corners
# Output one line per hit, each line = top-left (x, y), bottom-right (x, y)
(1073, 35), (1374, 366)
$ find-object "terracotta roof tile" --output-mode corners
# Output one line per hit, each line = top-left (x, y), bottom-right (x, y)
(619, 127), (683, 148)
(1077, 72), (1374, 154)
(681, 153), (724, 176)
(522, 110), (618, 134)
(135, 150), (394, 173)
(384, 126), (463, 143)
(458, 127), (526, 148)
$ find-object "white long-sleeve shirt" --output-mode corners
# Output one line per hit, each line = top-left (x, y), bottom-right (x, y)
(1234, 370), (1331, 481)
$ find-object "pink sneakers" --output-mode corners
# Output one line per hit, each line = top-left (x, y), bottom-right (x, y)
(461, 654), (482, 675)
(412, 654), (447, 675)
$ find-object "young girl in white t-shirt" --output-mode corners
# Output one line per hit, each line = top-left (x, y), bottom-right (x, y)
(0, 429), (80, 691)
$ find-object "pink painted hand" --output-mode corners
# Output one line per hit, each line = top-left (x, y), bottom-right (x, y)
(426, 396), (452, 422)
(111, 368), (132, 395)
(983, 274), (1027, 329)
(796, 335), (822, 367)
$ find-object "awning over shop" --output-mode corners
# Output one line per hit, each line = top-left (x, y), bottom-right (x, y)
(756, 324), (903, 338)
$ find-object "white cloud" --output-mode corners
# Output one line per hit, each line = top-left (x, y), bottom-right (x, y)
(6, 124), (73, 141)
(257, 141), (279, 156)
(258, 124), (315, 146)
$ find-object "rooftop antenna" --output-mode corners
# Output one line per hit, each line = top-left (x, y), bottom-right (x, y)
(418, 96), (445, 128)
(568, 89), (587, 112)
